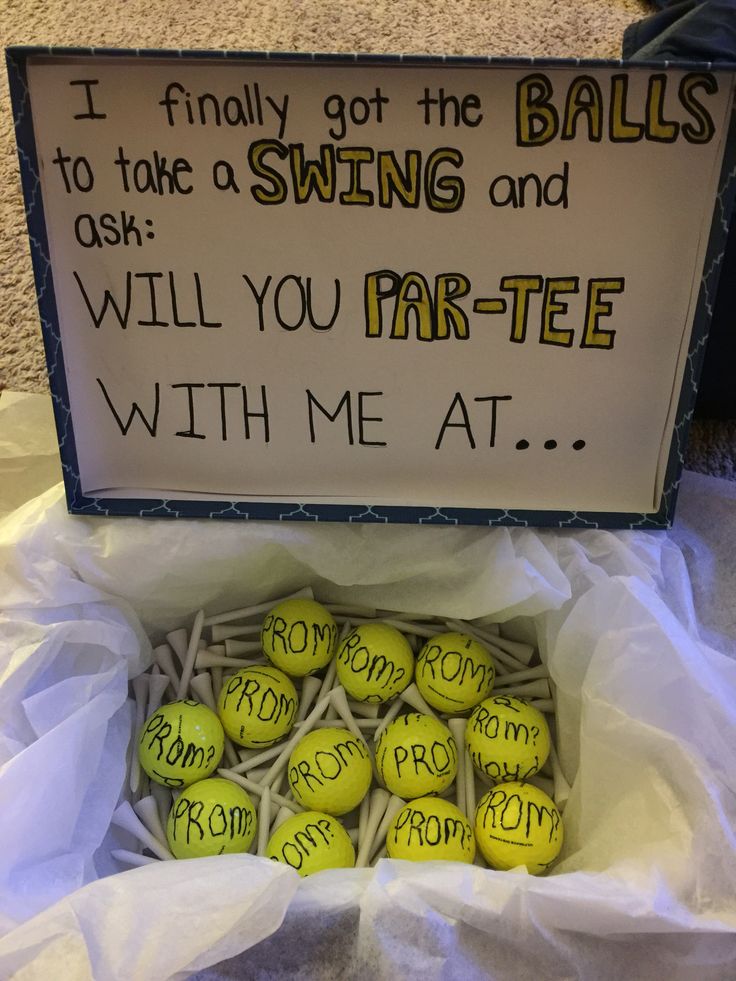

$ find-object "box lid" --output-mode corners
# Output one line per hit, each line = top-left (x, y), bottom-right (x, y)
(7, 46), (736, 526)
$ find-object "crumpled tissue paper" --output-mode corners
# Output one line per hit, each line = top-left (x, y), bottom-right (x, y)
(0, 393), (735, 980)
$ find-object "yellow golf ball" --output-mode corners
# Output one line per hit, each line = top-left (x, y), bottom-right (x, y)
(138, 700), (224, 788)
(217, 665), (298, 748)
(466, 695), (550, 783)
(261, 598), (338, 677)
(266, 810), (355, 876)
(415, 633), (495, 713)
(166, 777), (257, 859)
(474, 781), (563, 874)
(336, 623), (414, 703)
(288, 727), (372, 816)
(387, 796), (475, 863)
(375, 713), (457, 799)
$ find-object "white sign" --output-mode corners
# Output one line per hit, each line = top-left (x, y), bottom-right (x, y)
(24, 55), (735, 514)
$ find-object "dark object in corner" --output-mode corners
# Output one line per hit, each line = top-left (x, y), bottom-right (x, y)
(624, 0), (736, 419)
(696, 219), (736, 418)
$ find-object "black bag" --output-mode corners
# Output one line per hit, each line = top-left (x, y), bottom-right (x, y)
(624, 0), (736, 419)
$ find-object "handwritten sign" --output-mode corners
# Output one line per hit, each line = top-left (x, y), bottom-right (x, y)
(11, 49), (736, 525)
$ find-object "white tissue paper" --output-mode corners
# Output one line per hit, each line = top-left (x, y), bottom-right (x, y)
(0, 395), (735, 979)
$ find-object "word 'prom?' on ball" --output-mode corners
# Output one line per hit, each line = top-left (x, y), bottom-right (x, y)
(138, 700), (224, 788)
(387, 796), (475, 864)
(415, 632), (495, 712)
(261, 598), (338, 676)
(218, 665), (297, 747)
(166, 777), (257, 859)
(375, 713), (458, 799)
(474, 781), (563, 874)
(336, 623), (414, 703)
(266, 810), (356, 876)
(288, 727), (373, 816)
(466, 695), (550, 783)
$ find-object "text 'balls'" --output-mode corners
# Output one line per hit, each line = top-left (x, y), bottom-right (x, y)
(288, 727), (373, 816)
(336, 623), (414, 702)
(266, 810), (356, 876)
(166, 777), (257, 859)
(261, 598), (338, 676)
(217, 665), (297, 748)
(387, 796), (475, 864)
(138, 700), (224, 788)
(415, 632), (495, 713)
(375, 713), (458, 799)
(474, 781), (563, 874)
(466, 695), (550, 783)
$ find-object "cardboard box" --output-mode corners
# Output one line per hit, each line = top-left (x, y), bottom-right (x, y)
(8, 47), (736, 526)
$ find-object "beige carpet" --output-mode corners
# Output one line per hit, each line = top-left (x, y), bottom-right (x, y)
(1, 0), (734, 479)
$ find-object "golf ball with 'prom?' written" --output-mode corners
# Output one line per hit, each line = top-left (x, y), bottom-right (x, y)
(386, 796), (475, 863)
(166, 777), (257, 859)
(288, 727), (373, 816)
(336, 623), (414, 702)
(466, 695), (550, 783)
(261, 598), (338, 677)
(266, 810), (356, 876)
(138, 700), (224, 788)
(415, 633), (495, 713)
(217, 665), (298, 748)
(474, 781), (563, 874)
(375, 713), (457, 799)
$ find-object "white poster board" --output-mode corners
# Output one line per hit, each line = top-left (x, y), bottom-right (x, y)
(15, 52), (736, 522)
